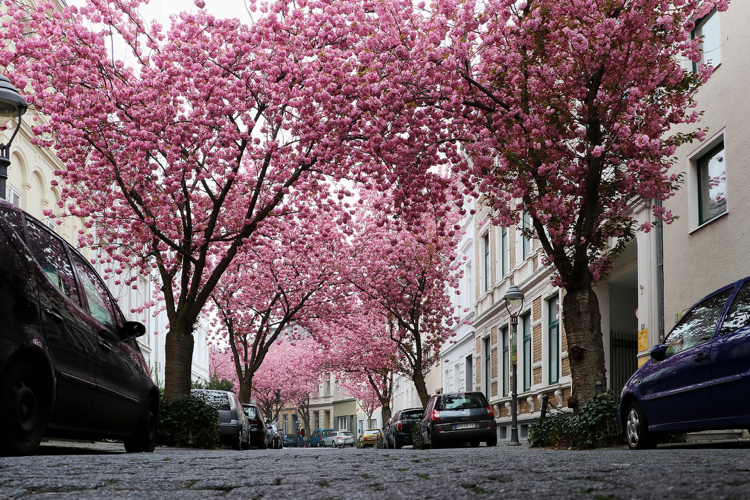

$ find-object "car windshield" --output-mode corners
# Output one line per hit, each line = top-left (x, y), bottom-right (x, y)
(339, 431), (353, 436)
(363, 430), (379, 436)
(436, 393), (487, 411)
(192, 390), (230, 411)
(243, 406), (258, 419)
(401, 410), (423, 420)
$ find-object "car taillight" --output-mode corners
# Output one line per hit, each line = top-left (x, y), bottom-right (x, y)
(487, 405), (494, 417)
(432, 409), (440, 421)
(397, 422), (402, 431)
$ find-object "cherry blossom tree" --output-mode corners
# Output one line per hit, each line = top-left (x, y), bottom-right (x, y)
(208, 208), (352, 404)
(251, 338), (326, 429)
(348, 192), (462, 407)
(425, 0), (729, 409)
(0, 0), (456, 399)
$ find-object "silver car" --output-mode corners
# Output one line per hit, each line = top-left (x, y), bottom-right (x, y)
(324, 430), (355, 448)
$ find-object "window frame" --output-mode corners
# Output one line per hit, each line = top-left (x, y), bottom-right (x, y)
(522, 312), (532, 391)
(691, 9), (721, 72)
(696, 142), (727, 225)
(548, 295), (560, 385)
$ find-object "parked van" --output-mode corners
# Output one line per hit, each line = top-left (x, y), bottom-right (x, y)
(308, 428), (334, 447)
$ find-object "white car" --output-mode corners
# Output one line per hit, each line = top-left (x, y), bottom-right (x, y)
(324, 430), (355, 448)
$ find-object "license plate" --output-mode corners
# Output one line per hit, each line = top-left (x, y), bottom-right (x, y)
(455, 423), (477, 430)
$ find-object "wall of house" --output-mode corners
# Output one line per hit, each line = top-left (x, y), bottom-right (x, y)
(663, 1), (750, 329)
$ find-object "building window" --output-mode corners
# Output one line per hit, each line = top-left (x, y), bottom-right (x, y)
(521, 212), (531, 259)
(283, 414), (288, 434)
(697, 142), (726, 225)
(337, 416), (348, 430)
(692, 9), (721, 70)
(7, 184), (20, 207)
(501, 227), (508, 277)
(483, 233), (490, 292)
(522, 313), (531, 391)
(548, 295), (560, 385)
(501, 326), (509, 396)
(324, 380), (331, 396)
(483, 336), (490, 396)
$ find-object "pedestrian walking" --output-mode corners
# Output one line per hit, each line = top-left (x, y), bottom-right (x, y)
(298, 426), (305, 447)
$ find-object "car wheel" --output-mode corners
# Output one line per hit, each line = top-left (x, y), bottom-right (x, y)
(486, 434), (498, 447)
(232, 432), (242, 451)
(395, 439), (402, 450)
(625, 402), (656, 450)
(124, 395), (157, 453)
(0, 362), (49, 456)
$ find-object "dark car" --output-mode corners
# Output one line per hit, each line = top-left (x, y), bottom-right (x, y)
(265, 421), (282, 449)
(386, 408), (424, 449)
(191, 389), (249, 450)
(242, 403), (267, 449)
(0, 200), (159, 456)
(282, 433), (298, 447)
(620, 276), (750, 449)
(419, 392), (497, 448)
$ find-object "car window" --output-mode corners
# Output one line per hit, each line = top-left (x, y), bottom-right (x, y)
(720, 282), (750, 336)
(402, 410), (423, 420)
(192, 390), (230, 410)
(665, 288), (733, 356)
(72, 254), (118, 331)
(340, 431), (353, 436)
(436, 393), (487, 411)
(244, 406), (259, 419)
(24, 218), (80, 305)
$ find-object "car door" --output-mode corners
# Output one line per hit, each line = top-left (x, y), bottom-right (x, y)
(711, 280), (750, 420)
(22, 218), (98, 424)
(640, 287), (733, 425)
(71, 253), (142, 433)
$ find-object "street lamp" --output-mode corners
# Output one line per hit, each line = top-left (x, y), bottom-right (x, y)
(504, 284), (525, 446)
(274, 389), (281, 422)
(0, 75), (28, 201)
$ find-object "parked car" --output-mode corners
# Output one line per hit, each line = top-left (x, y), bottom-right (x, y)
(386, 408), (424, 449)
(242, 403), (267, 449)
(265, 421), (282, 449)
(0, 200), (158, 456)
(360, 429), (382, 447)
(419, 392), (497, 448)
(308, 428), (335, 447)
(282, 433), (299, 447)
(324, 430), (355, 448)
(191, 389), (249, 450)
(620, 276), (750, 449)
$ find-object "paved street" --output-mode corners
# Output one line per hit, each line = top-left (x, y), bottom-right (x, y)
(1, 441), (750, 499)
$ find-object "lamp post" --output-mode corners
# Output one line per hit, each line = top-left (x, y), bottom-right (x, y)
(274, 389), (281, 422)
(0, 75), (28, 200)
(504, 284), (525, 446)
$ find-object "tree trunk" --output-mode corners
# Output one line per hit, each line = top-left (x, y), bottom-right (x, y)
(562, 285), (607, 414)
(381, 405), (392, 425)
(238, 373), (254, 404)
(412, 371), (430, 408)
(163, 325), (195, 401)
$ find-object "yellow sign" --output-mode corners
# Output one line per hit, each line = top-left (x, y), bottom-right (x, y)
(638, 328), (649, 353)
(638, 356), (648, 368)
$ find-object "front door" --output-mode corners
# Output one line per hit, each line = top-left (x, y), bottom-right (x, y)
(72, 254), (142, 433)
(711, 280), (750, 420)
(641, 287), (732, 425)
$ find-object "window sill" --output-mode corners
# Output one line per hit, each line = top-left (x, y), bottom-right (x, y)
(689, 210), (728, 235)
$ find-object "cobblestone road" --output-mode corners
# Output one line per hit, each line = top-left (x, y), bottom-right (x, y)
(1, 440), (749, 499)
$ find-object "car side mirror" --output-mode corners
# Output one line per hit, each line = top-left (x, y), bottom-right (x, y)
(650, 344), (667, 362)
(121, 321), (146, 342)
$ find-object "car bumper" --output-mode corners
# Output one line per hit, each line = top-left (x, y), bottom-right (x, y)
(219, 422), (242, 442)
(432, 420), (496, 441)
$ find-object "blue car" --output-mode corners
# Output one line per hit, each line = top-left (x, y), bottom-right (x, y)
(620, 276), (750, 449)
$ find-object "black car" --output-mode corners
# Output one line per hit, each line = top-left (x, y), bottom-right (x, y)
(419, 392), (497, 448)
(0, 200), (158, 456)
(191, 389), (249, 450)
(242, 403), (267, 449)
(386, 408), (424, 449)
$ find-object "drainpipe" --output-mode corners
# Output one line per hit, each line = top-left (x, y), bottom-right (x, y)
(656, 199), (665, 343)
